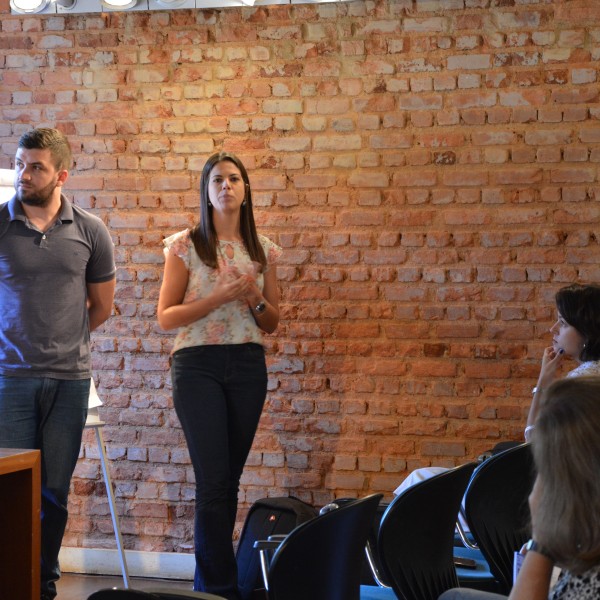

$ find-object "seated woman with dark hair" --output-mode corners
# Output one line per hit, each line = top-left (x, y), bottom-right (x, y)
(524, 283), (600, 440)
(440, 376), (600, 600)
(395, 283), (600, 499)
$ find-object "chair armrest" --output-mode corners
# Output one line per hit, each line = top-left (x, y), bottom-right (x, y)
(254, 540), (283, 550)
(253, 538), (284, 592)
(364, 541), (392, 588)
(455, 515), (478, 550)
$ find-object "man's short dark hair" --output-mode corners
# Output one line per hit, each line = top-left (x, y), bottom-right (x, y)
(18, 128), (73, 171)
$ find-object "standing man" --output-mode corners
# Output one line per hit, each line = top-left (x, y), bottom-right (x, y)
(0, 128), (116, 600)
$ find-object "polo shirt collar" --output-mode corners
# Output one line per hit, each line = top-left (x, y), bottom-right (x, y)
(6, 195), (74, 223)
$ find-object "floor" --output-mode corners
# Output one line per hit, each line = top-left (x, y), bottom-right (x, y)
(56, 572), (194, 599)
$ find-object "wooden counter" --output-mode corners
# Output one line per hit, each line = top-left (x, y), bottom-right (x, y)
(0, 448), (41, 599)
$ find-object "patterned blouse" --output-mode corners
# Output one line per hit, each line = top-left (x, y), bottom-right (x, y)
(550, 566), (600, 599)
(164, 229), (282, 353)
(565, 360), (600, 378)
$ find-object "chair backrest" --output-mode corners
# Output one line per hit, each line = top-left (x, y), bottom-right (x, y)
(464, 442), (535, 594)
(377, 462), (478, 600)
(267, 493), (383, 600)
(88, 591), (160, 600)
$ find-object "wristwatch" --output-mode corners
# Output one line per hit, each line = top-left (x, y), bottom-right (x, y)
(524, 539), (552, 560)
(254, 301), (266, 315)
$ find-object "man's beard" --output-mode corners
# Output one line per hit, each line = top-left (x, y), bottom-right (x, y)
(16, 179), (58, 208)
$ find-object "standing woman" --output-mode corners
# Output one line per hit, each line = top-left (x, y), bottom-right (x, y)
(157, 152), (281, 599)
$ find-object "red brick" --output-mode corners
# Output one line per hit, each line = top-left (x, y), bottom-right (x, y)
(5, 1), (598, 554)
(550, 167), (593, 183)
(421, 442), (466, 458)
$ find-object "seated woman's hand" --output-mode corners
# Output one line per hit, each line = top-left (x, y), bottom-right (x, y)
(538, 346), (565, 388)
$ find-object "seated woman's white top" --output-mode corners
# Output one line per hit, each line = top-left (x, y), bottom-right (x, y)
(393, 466), (450, 497)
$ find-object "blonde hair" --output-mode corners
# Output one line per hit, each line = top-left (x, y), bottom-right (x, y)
(532, 377), (600, 573)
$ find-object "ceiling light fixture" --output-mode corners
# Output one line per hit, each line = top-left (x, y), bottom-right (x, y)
(12, 0), (350, 16)
(155, 0), (186, 6)
(10, 0), (51, 13)
(100, 0), (138, 9)
(148, 0), (193, 8)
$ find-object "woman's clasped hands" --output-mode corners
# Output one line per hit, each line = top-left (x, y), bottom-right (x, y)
(213, 264), (261, 309)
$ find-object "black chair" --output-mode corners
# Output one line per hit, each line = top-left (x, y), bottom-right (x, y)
(360, 462), (479, 600)
(255, 493), (383, 600)
(463, 442), (535, 594)
(87, 588), (226, 599)
(145, 591), (227, 600)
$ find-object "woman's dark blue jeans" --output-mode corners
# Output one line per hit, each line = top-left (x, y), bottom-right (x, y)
(171, 343), (268, 600)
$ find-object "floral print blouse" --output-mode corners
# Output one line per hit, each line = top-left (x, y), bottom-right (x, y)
(163, 229), (282, 353)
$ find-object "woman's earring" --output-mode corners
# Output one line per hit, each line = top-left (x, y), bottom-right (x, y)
(208, 200), (212, 207)
(242, 199), (247, 207)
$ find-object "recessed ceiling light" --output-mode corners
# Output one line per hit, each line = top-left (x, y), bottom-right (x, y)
(100, 0), (138, 9)
(10, 0), (51, 13)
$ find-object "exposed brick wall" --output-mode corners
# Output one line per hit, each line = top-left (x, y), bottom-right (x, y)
(1, 0), (599, 553)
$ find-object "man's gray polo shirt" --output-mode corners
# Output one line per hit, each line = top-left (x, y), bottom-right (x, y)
(0, 196), (115, 379)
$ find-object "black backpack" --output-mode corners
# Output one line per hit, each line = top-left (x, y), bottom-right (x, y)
(236, 496), (318, 600)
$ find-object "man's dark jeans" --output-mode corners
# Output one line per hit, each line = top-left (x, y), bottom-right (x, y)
(0, 376), (89, 599)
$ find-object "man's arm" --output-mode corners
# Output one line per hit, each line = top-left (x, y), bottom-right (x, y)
(87, 279), (116, 331)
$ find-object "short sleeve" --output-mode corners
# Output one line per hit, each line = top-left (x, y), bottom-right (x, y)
(259, 234), (282, 272)
(86, 217), (116, 284)
(163, 229), (192, 269)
